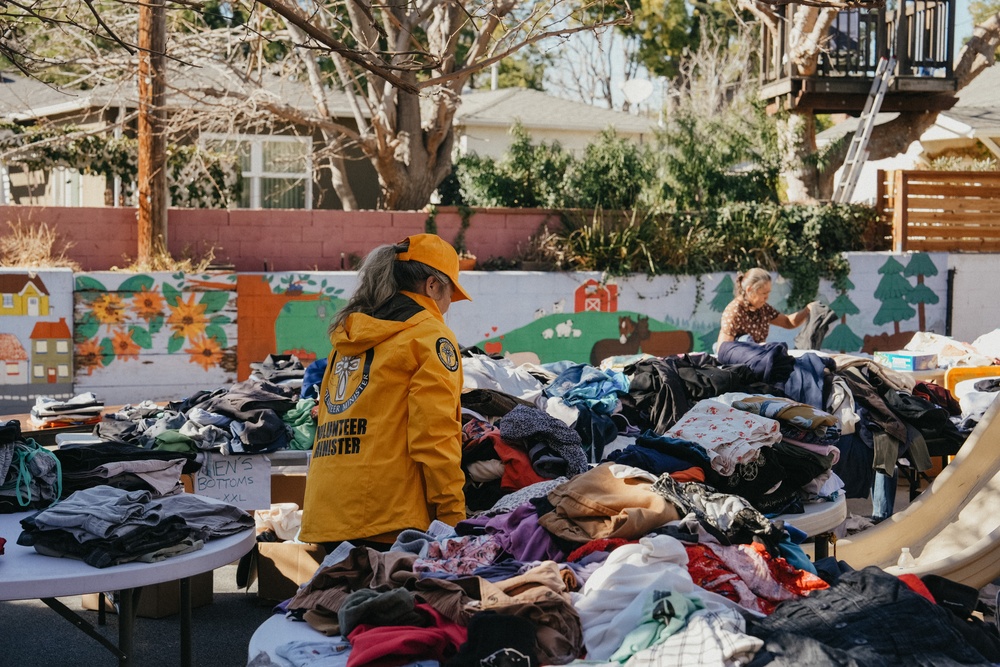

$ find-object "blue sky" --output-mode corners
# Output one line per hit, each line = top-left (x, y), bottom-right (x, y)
(956, 0), (976, 45)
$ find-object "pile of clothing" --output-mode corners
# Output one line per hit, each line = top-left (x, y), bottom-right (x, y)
(0, 419), (61, 512)
(458, 345), (969, 520)
(262, 464), (1000, 667)
(246, 345), (996, 667)
(28, 392), (105, 429)
(93, 375), (316, 455)
(16, 485), (253, 568)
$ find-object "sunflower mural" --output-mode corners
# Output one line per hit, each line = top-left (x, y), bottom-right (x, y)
(74, 272), (238, 403)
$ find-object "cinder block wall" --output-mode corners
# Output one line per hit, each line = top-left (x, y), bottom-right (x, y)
(0, 206), (557, 271)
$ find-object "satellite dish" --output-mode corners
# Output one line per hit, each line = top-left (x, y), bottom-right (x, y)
(620, 79), (654, 105)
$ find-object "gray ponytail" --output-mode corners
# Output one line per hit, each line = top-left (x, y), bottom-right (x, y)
(329, 240), (452, 333)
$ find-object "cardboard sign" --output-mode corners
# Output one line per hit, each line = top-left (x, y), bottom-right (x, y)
(193, 453), (272, 510)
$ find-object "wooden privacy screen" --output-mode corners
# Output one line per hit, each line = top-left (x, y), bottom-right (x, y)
(877, 170), (1000, 252)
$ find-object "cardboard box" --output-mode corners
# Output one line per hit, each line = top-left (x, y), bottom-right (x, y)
(81, 570), (214, 619)
(255, 541), (325, 601)
(873, 351), (938, 372)
(271, 473), (307, 506)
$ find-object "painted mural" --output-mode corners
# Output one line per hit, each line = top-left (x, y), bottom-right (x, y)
(0, 269), (76, 414)
(0, 252), (953, 415)
(450, 252), (949, 364)
(235, 273), (350, 380)
(73, 272), (239, 405)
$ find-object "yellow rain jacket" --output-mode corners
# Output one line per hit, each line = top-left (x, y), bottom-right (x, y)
(300, 291), (466, 544)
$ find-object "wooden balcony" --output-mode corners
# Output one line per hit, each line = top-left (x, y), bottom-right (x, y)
(761, 1), (957, 114)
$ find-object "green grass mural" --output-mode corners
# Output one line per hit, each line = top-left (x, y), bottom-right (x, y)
(476, 311), (697, 365)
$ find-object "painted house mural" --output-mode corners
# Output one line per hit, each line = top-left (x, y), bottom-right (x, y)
(0, 269), (75, 413)
(0, 273), (50, 317)
(29, 318), (72, 385)
(0, 334), (29, 386)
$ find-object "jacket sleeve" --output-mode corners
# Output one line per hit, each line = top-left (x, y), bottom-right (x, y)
(407, 328), (467, 526)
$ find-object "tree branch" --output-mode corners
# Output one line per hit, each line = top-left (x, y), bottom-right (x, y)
(254, 0), (421, 93)
(953, 11), (1000, 88)
(419, 11), (633, 89)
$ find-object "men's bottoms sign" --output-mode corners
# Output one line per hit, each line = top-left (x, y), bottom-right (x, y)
(193, 453), (271, 510)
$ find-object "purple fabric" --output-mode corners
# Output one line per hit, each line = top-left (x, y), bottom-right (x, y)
(484, 503), (567, 562)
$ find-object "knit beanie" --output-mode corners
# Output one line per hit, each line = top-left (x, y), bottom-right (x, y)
(445, 611), (538, 667)
(498, 406), (588, 477)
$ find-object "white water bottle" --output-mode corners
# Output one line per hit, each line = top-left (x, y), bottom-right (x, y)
(897, 547), (916, 569)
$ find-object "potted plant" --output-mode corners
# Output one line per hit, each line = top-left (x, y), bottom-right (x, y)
(516, 227), (564, 271)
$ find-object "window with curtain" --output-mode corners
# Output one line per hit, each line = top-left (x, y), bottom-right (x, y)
(202, 134), (313, 209)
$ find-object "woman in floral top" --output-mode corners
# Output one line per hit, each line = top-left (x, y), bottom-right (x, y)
(717, 268), (812, 345)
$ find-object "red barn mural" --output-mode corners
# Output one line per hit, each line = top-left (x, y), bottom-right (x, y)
(575, 279), (618, 313)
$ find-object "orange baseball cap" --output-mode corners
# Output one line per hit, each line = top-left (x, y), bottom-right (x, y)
(396, 233), (472, 302)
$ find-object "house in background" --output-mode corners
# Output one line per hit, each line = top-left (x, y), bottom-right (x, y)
(29, 318), (73, 385)
(0, 334), (29, 385)
(0, 273), (50, 317)
(0, 66), (655, 211)
(454, 88), (656, 159)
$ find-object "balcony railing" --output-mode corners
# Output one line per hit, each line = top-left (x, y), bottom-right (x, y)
(761, 0), (955, 86)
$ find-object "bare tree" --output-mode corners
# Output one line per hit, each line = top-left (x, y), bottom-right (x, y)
(545, 27), (642, 110)
(241, 0), (632, 209)
(2, 0), (631, 211)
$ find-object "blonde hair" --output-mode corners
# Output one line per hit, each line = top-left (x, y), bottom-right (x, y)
(735, 268), (772, 300)
(329, 240), (450, 333)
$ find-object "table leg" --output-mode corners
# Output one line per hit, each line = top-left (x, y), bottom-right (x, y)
(41, 597), (126, 660)
(814, 533), (831, 560)
(117, 588), (141, 666)
(181, 576), (192, 667)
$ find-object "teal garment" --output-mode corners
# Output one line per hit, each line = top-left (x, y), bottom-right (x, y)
(154, 429), (198, 453)
(283, 398), (317, 450)
(776, 537), (818, 575)
(609, 590), (704, 663)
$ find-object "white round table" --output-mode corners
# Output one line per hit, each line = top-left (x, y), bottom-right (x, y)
(0, 500), (255, 666)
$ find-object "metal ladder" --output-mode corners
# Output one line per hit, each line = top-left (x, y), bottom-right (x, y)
(832, 55), (896, 204)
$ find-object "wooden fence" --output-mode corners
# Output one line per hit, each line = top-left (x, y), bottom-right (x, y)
(877, 170), (1000, 252)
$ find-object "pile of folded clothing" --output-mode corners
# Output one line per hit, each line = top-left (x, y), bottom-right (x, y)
(29, 392), (105, 429)
(16, 485), (254, 568)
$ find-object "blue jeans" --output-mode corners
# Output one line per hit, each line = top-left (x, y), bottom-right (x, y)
(870, 469), (898, 521)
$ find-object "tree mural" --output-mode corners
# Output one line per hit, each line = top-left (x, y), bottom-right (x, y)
(710, 274), (735, 312)
(873, 257), (916, 335)
(903, 253), (940, 332)
(703, 273), (734, 349)
(823, 277), (863, 353)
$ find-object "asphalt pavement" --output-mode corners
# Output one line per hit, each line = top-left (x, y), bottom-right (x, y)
(0, 561), (274, 667)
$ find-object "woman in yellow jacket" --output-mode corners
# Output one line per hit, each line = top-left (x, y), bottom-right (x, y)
(300, 234), (471, 551)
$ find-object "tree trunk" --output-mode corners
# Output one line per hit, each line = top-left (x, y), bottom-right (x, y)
(325, 152), (357, 210)
(778, 111), (819, 203)
(373, 86), (457, 210)
(137, 0), (168, 264)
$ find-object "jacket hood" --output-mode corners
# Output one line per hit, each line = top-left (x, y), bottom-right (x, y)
(331, 291), (439, 356)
